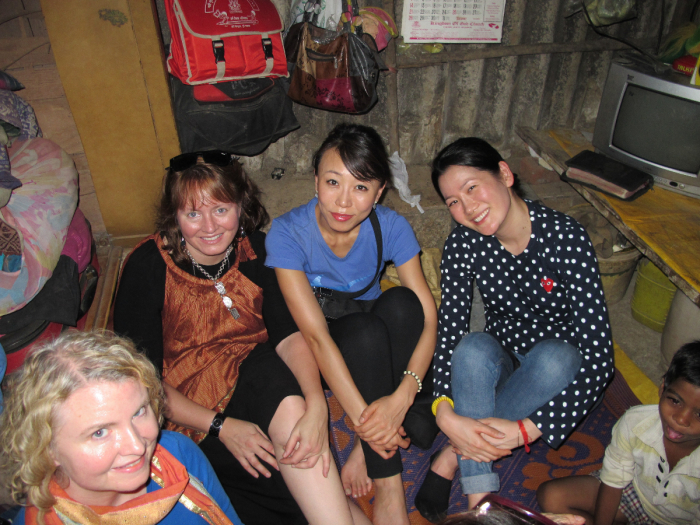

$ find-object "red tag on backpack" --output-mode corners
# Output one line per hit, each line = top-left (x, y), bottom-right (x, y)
(166, 0), (288, 85)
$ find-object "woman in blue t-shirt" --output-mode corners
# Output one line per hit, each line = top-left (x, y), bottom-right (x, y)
(266, 123), (438, 525)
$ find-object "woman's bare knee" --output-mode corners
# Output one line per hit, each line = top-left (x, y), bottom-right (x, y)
(268, 395), (307, 445)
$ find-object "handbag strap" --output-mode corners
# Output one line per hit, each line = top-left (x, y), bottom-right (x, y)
(341, 0), (363, 35)
(313, 209), (383, 301)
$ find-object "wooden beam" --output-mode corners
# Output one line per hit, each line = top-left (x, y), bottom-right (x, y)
(0, 9), (43, 27)
(382, 0), (400, 156)
(396, 38), (653, 69)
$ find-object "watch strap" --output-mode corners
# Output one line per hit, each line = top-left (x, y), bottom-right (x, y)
(209, 412), (226, 438)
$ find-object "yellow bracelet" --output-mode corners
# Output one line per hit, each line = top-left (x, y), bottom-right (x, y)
(431, 396), (454, 416)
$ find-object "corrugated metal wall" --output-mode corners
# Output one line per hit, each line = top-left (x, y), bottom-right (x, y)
(157, 0), (695, 173)
(399, 0), (687, 161)
(394, 0), (690, 162)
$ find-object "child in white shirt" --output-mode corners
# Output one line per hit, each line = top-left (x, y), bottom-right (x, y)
(537, 340), (700, 525)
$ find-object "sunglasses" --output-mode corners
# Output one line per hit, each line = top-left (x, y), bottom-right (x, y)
(169, 150), (234, 172)
(473, 495), (557, 525)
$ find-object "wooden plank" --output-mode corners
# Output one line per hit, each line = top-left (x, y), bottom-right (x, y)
(84, 246), (122, 330)
(79, 193), (107, 235)
(516, 126), (571, 174)
(570, 183), (700, 306)
(83, 261), (107, 330)
(93, 246), (122, 329)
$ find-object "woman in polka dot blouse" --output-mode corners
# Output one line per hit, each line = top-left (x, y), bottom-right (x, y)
(415, 138), (614, 522)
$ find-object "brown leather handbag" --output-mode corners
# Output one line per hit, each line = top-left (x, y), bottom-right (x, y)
(284, 19), (384, 114)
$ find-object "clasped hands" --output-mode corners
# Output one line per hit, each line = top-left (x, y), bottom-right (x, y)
(355, 391), (411, 459)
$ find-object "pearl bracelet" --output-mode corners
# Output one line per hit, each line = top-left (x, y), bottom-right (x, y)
(403, 370), (422, 393)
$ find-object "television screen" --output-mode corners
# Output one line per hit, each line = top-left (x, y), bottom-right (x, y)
(612, 84), (700, 175)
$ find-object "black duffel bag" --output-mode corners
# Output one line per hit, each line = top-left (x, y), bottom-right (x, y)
(170, 75), (300, 156)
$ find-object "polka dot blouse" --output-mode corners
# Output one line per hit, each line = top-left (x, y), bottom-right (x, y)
(434, 201), (614, 448)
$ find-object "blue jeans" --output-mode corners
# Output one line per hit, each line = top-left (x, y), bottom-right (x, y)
(451, 332), (581, 495)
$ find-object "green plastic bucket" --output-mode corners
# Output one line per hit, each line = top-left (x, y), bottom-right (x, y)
(631, 259), (677, 332)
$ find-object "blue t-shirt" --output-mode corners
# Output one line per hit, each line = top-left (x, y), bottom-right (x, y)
(15, 431), (242, 525)
(266, 199), (420, 300)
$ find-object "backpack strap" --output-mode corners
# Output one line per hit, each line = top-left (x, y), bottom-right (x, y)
(261, 35), (274, 75)
(212, 36), (275, 79)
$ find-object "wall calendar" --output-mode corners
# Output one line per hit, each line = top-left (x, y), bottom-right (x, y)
(400, 0), (506, 43)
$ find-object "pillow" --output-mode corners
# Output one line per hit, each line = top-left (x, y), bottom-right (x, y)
(0, 70), (24, 91)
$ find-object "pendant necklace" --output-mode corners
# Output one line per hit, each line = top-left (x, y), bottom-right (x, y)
(186, 245), (240, 319)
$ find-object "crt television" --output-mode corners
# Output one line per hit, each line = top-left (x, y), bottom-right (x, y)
(593, 53), (700, 199)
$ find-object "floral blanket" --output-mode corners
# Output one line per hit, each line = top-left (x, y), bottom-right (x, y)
(0, 138), (78, 316)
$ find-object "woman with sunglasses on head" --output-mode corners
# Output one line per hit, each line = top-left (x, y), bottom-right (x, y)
(414, 138), (613, 522)
(265, 123), (439, 525)
(113, 152), (370, 525)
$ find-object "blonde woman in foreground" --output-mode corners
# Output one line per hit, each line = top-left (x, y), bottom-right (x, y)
(0, 331), (241, 525)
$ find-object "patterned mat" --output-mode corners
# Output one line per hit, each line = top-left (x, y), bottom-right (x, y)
(329, 368), (642, 523)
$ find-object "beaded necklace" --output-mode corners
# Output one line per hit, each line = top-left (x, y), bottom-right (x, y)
(186, 244), (240, 319)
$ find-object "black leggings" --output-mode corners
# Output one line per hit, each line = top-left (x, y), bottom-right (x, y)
(199, 342), (307, 525)
(326, 286), (438, 479)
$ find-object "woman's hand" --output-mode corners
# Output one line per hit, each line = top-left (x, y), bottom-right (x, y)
(279, 400), (331, 477)
(366, 426), (411, 459)
(356, 390), (411, 447)
(438, 410), (509, 463)
(477, 417), (521, 451)
(479, 417), (542, 451)
(218, 417), (279, 479)
(542, 513), (585, 525)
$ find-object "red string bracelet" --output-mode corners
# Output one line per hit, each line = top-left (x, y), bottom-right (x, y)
(517, 420), (531, 453)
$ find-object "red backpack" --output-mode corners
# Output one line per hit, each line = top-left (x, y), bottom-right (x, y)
(166, 0), (288, 85)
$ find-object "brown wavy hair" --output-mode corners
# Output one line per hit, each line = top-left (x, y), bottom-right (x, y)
(0, 330), (165, 523)
(156, 159), (269, 264)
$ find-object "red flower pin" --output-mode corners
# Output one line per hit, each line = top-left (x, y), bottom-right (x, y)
(541, 278), (554, 293)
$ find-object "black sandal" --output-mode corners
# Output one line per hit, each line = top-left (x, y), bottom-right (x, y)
(414, 451), (453, 523)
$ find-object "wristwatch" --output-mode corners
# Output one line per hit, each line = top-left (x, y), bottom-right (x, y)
(209, 412), (226, 438)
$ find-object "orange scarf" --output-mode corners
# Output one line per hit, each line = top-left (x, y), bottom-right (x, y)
(25, 444), (233, 525)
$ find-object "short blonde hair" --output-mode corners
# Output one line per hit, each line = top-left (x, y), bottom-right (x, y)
(0, 330), (165, 519)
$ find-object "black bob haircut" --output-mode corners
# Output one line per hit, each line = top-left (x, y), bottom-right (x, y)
(312, 123), (391, 187)
(663, 340), (700, 390)
(430, 137), (523, 200)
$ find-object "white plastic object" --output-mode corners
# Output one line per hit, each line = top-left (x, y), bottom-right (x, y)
(389, 151), (424, 213)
